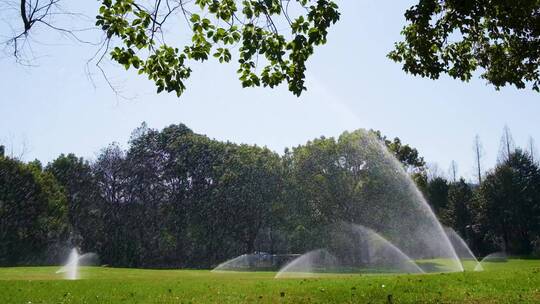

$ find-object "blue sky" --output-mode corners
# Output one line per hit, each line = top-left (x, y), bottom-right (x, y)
(1, 1), (539, 181)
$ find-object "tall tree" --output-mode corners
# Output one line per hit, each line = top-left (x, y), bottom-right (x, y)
(528, 136), (537, 163)
(216, 144), (282, 254)
(479, 149), (540, 254)
(449, 160), (458, 183)
(499, 125), (515, 163)
(0, 156), (68, 265)
(92, 143), (138, 266)
(46, 154), (104, 253)
(473, 135), (484, 185)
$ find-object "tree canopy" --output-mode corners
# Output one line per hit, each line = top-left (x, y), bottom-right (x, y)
(389, 0), (540, 93)
(4, 1), (540, 96)
(4, 0), (339, 97)
(0, 124), (443, 267)
(101, 0), (340, 96)
(2, 123), (540, 266)
(477, 149), (540, 254)
(0, 156), (68, 265)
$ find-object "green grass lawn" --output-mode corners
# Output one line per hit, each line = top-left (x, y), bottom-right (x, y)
(1, 259), (539, 303)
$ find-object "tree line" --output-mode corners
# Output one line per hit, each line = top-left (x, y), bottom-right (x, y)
(420, 129), (540, 256)
(1, 123), (539, 268)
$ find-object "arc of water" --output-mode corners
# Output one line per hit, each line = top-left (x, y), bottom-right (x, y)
(475, 252), (507, 271)
(348, 224), (424, 274)
(369, 135), (464, 272)
(212, 254), (255, 272)
(56, 248), (79, 280)
(56, 249), (99, 280)
(275, 223), (425, 278)
(444, 227), (482, 271)
(275, 249), (338, 278)
(415, 201), (464, 272)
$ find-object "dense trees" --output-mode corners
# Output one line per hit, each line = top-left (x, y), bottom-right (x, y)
(46, 154), (104, 253)
(423, 177), (450, 215)
(419, 148), (540, 256)
(0, 156), (68, 266)
(1, 124), (539, 267)
(446, 179), (474, 239)
(477, 150), (540, 254)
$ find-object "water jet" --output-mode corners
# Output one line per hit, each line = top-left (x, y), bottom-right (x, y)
(56, 248), (99, 280)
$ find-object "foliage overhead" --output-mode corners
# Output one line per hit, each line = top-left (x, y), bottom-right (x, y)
(7, 1), (540, 96)
(389, 0), (540, 92)
(95, 0), (340, 96)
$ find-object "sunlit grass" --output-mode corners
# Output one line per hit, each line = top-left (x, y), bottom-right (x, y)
(1, 259), (539, 303)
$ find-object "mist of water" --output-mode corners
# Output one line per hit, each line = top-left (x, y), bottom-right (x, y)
(343, 224), (424, 274)
(275, 249), (339, 278)
(444, 227), (482, 271)
(56, 248), (79, 280)
(212, 253), (261, 272)
(474, 252), (507, 271)
(56, 248), (99, 280)
(211, 252), (298, 272)
(286, 131), (463, 273)
(346, 131), (462, 272)
(218, 130), (465, 277)
(275, 223), (423, 278)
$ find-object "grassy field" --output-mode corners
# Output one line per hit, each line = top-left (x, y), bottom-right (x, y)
(0, 259), (539, 303)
